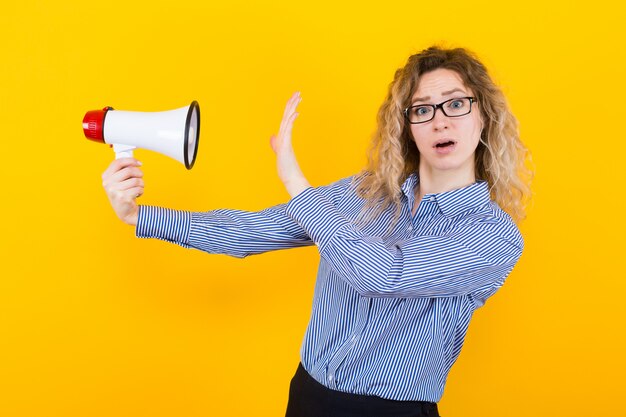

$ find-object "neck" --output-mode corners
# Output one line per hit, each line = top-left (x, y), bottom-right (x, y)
(416, 165), (476, 200)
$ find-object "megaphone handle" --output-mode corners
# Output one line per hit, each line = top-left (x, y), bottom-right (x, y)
(112, 143), (136, 159)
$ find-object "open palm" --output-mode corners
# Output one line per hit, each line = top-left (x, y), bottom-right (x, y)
(270, 92), (310, 197)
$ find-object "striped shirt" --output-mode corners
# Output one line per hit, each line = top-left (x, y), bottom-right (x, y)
(136, 173), (524, 402)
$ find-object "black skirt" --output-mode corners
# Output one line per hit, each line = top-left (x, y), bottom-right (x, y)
(285, 363), (440, 417)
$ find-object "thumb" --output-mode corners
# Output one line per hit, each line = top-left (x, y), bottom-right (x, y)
(269, 134), (278, 153)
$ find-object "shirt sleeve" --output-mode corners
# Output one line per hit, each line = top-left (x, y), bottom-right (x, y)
(285, 186), (524, 300)
(135, 176), (353, 258)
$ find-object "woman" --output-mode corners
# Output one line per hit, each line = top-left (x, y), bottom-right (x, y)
(102, 46), (532, 417)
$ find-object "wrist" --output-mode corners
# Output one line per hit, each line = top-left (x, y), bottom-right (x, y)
(284, 177), (311, 198)
(124, 206), (139, 226)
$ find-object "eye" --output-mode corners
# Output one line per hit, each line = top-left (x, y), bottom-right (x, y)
(448, 99), (466, 109)
(415, 106), (431, 115)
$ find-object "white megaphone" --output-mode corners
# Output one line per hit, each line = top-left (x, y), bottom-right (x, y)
(82, 101), (200, 169)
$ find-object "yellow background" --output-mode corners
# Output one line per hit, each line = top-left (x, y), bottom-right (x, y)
(1, 1), (624, 416)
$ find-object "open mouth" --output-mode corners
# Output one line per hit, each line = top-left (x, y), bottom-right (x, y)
(434, 140), (456, 148)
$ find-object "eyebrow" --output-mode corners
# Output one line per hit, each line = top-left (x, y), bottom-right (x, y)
(412, 88), (467, 103)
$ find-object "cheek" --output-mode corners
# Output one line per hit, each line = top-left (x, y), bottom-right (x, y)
(462, 115), (483, 142)
(409, 126), (428, 148)
(472, 112), (484, 135)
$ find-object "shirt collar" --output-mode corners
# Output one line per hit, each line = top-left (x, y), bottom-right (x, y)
(401, 173), (419, 200)
(401, 173), (491, 217)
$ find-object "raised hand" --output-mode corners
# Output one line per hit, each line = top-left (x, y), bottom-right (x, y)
(270, 92), (311, 198)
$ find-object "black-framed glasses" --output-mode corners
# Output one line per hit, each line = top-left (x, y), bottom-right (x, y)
(403, 97), (476, 124)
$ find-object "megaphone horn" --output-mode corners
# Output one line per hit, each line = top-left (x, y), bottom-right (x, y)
(83, 101), (200, 170)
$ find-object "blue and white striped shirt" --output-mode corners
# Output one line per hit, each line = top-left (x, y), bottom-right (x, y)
(136, 173), (523, 402)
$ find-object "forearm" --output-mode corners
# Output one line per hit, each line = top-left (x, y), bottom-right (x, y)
(136, 204), (313, 258)
(284, 176), (311, 199)
(284, 187), (523, 298)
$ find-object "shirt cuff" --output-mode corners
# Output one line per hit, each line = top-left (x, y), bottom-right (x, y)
(136, 205), (191, 245)
(285, 187), (349, 249)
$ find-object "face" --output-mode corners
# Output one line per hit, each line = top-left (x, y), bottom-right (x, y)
(408, 68), (483, 178)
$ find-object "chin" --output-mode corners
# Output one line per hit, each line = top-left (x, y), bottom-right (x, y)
(426, 159), (465, 171)
(422, 154), (476, 174)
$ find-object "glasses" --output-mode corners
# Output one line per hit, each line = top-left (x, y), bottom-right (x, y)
(404, 97), (476, 124)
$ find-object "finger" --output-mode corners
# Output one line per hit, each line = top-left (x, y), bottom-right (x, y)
(115, 166), (144, 180)
(286, 94), (301, 121)
(287, 92), (301, 113)
(283, 92), (300, 116)
(128, 186), (144, 199)
(104, 166), (144, 187)
(281, 112), (299, 143)
(280, 109), (294, 135)
(269, 135), (278, 153)
(115, 177), (145, 192)
(102, 158), (142, 180)
(102, 157), (140, 178)
(110, 186), (143, 204)
(280, 93), (301, 129)
(276, 92), (302, 144)
(279, 105), (300, 138)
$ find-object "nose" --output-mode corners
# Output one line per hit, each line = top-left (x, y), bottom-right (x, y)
(431, 107), (449, 130)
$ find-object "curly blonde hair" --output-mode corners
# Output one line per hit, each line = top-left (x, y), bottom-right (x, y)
(356, 46), (533, 226)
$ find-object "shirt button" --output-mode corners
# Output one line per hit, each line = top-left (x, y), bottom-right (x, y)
(408, 226), (413, 231)
(429, 196), (435, 202)
(328, 375), (334, 382)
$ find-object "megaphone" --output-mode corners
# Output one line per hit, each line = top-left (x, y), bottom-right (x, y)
(82, 101), (200, 169)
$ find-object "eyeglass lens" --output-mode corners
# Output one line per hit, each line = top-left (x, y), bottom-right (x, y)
(406, 98), (472, 124)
